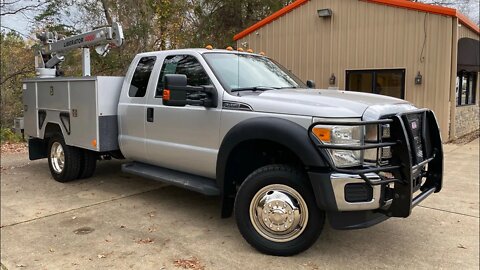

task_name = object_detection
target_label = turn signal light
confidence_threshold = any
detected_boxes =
[163,89,171,101]
[312,127,331,142]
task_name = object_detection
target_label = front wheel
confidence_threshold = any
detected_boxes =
[234,165,325,256]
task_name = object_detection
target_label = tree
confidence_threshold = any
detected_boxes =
[0,32,35,127]
[416,0,479,25]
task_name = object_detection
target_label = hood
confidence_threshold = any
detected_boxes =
[234,89,412,118]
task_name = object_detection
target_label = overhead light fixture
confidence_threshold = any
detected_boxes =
[318,8,333,18]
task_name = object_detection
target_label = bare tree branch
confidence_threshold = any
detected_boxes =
[99,0,112,24]
[0,67,34,85]
[0,2,45,16]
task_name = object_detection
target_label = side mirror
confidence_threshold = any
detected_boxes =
[163,74,217,108]
[306,80,316,89]
[163,74,188,107]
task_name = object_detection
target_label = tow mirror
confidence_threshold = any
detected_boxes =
[163,74,217,108]
[306,80,316,89]
[163,74,188,107]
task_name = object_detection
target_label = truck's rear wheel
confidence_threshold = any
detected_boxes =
[48,135,82,182]
[234,165,325,256]
[78,150,97,179]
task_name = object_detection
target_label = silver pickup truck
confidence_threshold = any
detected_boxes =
[23,49,443,256]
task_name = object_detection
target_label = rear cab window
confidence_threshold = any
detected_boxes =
[129,56,157,98]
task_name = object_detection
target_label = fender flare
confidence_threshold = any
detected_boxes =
[216,117,327,216]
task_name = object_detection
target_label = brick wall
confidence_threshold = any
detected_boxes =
[455,105,480,137]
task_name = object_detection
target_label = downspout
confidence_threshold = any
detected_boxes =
[448,18,459,141]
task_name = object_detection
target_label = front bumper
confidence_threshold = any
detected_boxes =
[308,109,443,229]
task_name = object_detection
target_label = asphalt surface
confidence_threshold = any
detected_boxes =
[1,140,479,269]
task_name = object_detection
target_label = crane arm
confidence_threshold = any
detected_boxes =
[45,22,124,54]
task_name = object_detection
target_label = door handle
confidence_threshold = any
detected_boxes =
[147,108,154,122]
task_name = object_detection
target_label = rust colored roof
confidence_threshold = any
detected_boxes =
[233,0,480,41]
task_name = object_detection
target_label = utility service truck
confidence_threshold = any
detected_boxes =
[22,23,443,256]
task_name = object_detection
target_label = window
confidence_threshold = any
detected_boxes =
[156,55,211,96]
[456,71,477,106]
[129,56,156,98]
[346,69,405,99]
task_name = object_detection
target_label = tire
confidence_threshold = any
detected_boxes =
[47,134,82,182]
[234,165,325,256]
[78,149,97,179]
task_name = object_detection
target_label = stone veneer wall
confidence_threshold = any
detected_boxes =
[455,105,480,137]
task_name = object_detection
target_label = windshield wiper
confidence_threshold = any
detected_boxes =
[273,86,298,89]
[231,86,276,93]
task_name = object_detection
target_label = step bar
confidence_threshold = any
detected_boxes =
[122,162,220,196]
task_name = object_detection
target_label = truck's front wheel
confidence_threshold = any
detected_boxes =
[48,135,82,182]
[234,165,325,256]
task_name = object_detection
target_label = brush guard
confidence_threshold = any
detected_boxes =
[308,109,443,218]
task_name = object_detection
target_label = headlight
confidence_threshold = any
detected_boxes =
[364,124,391,163]
[312,122,364,168]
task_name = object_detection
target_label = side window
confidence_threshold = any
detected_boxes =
[156,55,211,97]
[129,56,156,98]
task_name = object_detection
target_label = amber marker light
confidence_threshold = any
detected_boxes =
[205,45,213,50]
[226,46,233,51]
[237,48,244,52]
[312,127,331,142]
[259,52,266,56]
[91,139,97,148]
[163,89,171,101]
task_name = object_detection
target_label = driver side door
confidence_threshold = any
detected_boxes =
[144,53,222,179]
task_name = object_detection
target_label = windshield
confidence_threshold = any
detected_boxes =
[202,53,306,92]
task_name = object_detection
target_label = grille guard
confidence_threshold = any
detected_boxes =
[308,109,443,218]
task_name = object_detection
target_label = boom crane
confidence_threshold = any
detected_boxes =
[35,22,124,78]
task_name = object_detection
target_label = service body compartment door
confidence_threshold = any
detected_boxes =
[23,82,38,137]
[69,80,97,150]
[37,81,69,111]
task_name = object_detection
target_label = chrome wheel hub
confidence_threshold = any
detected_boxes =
[250,184,308,242]
[50,142,65,174]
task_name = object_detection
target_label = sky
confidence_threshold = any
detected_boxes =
[1,0,40,38]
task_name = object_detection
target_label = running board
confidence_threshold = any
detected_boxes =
[122,162,220,196]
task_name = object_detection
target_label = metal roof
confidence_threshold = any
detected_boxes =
[233,0,480,41]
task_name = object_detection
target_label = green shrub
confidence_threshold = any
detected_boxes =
[0,128,23,143]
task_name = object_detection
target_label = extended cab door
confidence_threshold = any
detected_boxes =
[118,56,158,163]
[144,53,222,178]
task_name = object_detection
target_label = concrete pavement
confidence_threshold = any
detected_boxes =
[1,139,479,269]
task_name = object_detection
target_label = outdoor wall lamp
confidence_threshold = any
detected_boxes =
[318,9,333,18]
[415,71,423,85]
[329,73,336,85]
